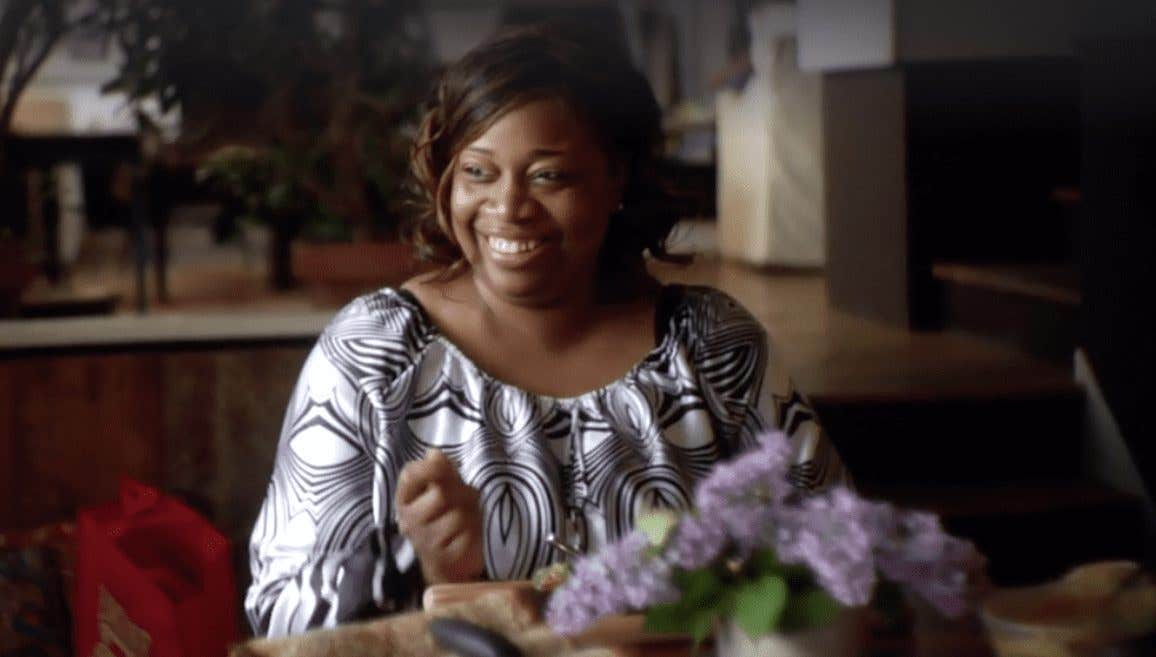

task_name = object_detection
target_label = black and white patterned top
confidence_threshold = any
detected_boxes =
[245,285,845,637]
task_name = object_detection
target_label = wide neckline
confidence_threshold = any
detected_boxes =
[390,285,684,403]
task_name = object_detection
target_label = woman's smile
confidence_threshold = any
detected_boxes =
[482,234,552,264]
[487,236,540,254]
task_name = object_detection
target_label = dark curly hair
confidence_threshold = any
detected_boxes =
[404,20,687,292]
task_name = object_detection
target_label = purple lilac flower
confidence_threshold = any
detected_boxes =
[545,430,987,635]
[694,431,794,513]
[545,530,679,635]
[722,502,779,555]
[667,511,729,570]
[772,488,878,606]
[872,508,986,617]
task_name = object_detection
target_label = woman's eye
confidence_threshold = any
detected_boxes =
[461,164,491,180]
[531,170,567,183]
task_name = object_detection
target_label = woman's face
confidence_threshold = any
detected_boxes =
[449,98,622,307]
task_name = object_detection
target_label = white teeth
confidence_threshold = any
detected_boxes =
[487,236,540,254]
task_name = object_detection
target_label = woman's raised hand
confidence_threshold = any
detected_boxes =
[395,449,486,585]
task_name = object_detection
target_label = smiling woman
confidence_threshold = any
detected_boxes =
[244,20,849,640]
[406,21,680,301]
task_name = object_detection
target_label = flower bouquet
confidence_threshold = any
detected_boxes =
[542,431,987,655]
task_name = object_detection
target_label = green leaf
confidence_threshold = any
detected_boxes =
[780,589,842,632]
[645,572,734,645]
[676,568,725,606]
[267,182,292,211]
[747,549,815,586]
[646,601,719,645]
[714,588,737,619]
[747,548,782,575]
[688,609,716,643]
[644,602,692,635]
[732,574,788,638]
[636,510,678,548]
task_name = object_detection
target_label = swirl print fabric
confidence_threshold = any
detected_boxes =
[245,285,846,637]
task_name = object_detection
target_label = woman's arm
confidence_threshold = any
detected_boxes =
[746,328,851,490]
[688,288,849,490]
[245,342,409,637]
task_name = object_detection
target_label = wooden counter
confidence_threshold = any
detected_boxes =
[0,312,329,353]
[0,312,329,546]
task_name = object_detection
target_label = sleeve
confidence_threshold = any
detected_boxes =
[244,322,418,637]
[689,287,849,491]
[744,327,852,491]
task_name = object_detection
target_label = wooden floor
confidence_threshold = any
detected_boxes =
[45,228,1074,403]
[649,258,1073,404]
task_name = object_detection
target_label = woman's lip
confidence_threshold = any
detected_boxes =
[481,234,552,263]
[480,233,549,241]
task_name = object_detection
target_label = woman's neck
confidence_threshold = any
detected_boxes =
[471,275,602,352]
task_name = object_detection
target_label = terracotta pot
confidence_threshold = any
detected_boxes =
[290,240,433,305]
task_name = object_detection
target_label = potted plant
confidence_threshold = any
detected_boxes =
[94,0,435,296]
[543,431,989,657]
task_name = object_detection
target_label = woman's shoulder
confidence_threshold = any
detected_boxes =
[661,285,772,406]
[663,284,765,337]
[287,286,438,391]
[324,286,432,337]
[314,287,437,380]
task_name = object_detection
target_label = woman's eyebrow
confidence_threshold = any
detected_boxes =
[463,146,569,157]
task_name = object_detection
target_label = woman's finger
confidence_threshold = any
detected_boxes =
[396,463,426,507]
[427,509,473,549]
[396,449,460,505]
[401,482,449,527]
[442,531,474,563]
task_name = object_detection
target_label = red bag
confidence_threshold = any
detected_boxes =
[74,480,239,657]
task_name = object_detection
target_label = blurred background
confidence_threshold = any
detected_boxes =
[2,0,1156,650]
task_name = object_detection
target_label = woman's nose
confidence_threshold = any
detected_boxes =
[484,179,533,222]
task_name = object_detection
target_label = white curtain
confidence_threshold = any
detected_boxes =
[716,2,825,267]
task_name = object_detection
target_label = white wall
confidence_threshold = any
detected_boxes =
[15,36,172,135]
[797,0,1156,72]
[798,0,894,73]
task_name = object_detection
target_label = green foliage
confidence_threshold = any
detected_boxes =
[779,588,841,632]
[644,548,845,646]
[732,574,788,637]
[644,569,728,644]
[637,510,679,548]
[93,0,434,241]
